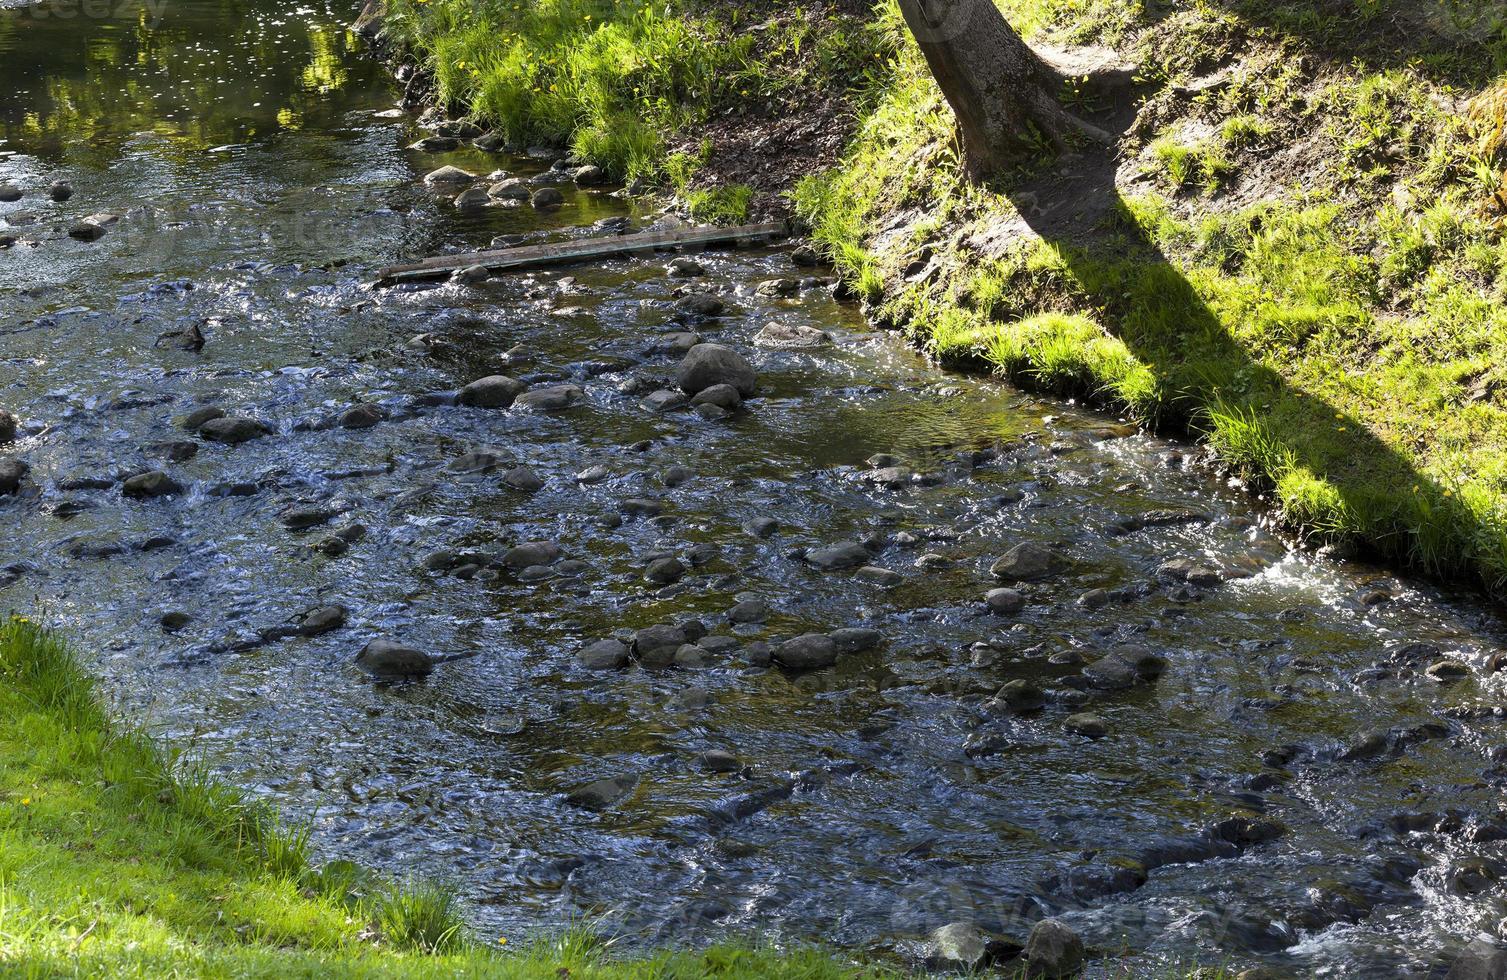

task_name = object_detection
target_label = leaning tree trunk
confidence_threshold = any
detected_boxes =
[897,0,1108,180]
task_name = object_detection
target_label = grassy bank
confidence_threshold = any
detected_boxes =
[375,0,893,218]
[795,0,1507,597]
[0,616,886,977]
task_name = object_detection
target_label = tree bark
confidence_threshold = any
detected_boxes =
[897,0,1109,180]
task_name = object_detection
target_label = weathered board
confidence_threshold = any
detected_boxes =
[375,220,789,285]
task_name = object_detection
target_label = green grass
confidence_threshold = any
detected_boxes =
[0,616,900,978]
[794,1,1507,595]
[378,0,893,212]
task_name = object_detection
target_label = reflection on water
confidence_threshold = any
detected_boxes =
[4,1,1507,978]
[0,0,368,160]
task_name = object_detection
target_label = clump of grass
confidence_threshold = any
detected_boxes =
[1151,136,1237,195]
[686,184,754,223]
[376,878,465,953]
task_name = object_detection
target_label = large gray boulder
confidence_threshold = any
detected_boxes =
[990,541,1057,581]
[122,470,183,499]
[199,416,272,445]
[355,639,434,677]
[458,375,526,408]
[1024,919,1084,977]
[774,633,837,671]
[675,344,756,397]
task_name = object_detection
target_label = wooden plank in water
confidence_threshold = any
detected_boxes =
[375,220,789,285]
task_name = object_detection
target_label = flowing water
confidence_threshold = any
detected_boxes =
[3,1,1507,975]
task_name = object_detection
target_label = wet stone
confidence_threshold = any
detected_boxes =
[503,541,561,569]
[634,624,687,667]
[339,403,387,429]
[754,320,831,350]
[620,498,664,518]
[1426,659,1470,683]
[700,749,740,773]
[424,165,475,186]
[774,633,838,671]
[447,452,503,475]
[641,389,688,413]
[1065,712,1109,738]
[855,565,903,588]
[160,611,192,632]
[676,343,756,397]
[645,557,686,585]
[829,627,881,655]
[199,416,271,444]
[514,384,584,411]
[728,598,769,624]
[122,470,183,499]
[806,542,871,571]
[355,639,434,678]
[991,542,1058,582]
[501,465,545,491]
[577,638,629,670]
[1024,919,1084,978]
[989,679,1046,713]
[1157,557,1225,588]
[178,404,223,428]
[690,384,741,409]
[565,774,637,811]
[744,517,779,538]
[458,375,526,408]
[675,293,725,317]
[985,587,1026,615]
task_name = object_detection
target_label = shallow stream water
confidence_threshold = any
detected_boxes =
[4,1,1507,976]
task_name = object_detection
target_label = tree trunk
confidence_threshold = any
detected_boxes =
[897,0,1108,180]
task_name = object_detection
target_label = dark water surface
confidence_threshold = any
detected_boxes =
[3,1,1507,976]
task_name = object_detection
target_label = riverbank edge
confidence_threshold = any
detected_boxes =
[0,616,901,977]
[793,6,1507,601]
[363,0,1507,602]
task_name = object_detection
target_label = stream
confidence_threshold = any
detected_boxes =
[3,0,1507,975]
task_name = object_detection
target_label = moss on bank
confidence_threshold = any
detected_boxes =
[0,616,890,977]
[795,0,1507,596]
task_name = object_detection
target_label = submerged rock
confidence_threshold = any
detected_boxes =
[355,639,433,677]
[565,774,637,811]
[199,416,271,444]
[122,470,183,499]
[339,403,387,429]
[806,542,871,571]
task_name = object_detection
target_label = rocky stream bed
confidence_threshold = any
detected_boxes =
[4,0,1507,976]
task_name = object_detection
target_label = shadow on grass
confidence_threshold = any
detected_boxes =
[984,100,1504,592]
[1157,0,1507,89]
